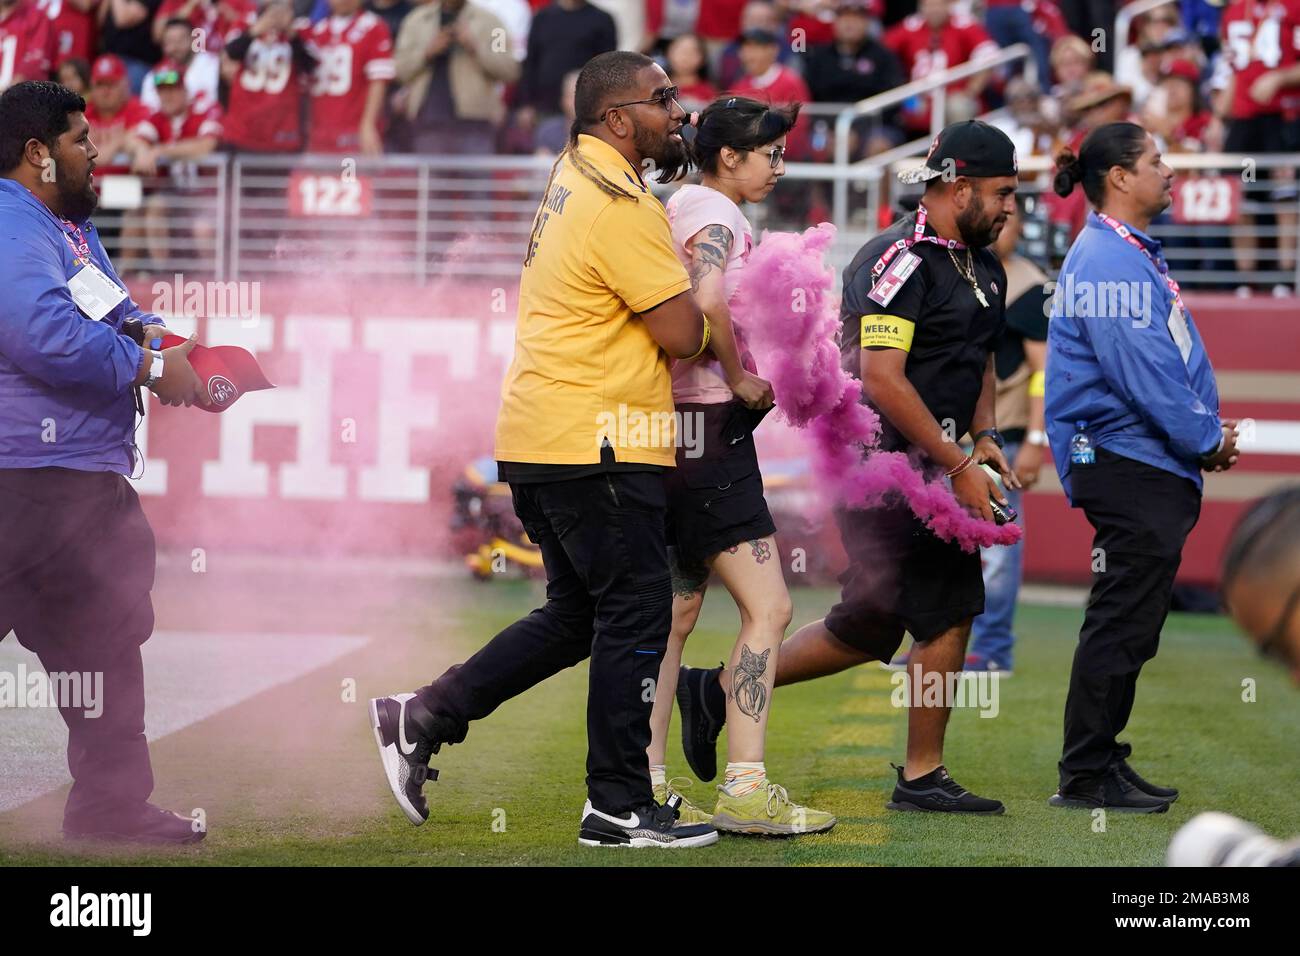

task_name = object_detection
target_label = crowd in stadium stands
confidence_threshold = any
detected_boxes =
[2,0,1297,251]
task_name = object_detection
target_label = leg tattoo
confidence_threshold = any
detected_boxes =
[731,644,770,722]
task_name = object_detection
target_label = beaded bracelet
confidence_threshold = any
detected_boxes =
[945,454,975,478]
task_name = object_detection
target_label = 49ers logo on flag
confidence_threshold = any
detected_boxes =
[159,334,275,413]
[208,375,239,407]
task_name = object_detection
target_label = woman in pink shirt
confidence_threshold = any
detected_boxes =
[649,96,835,836]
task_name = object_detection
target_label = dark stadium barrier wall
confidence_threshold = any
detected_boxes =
[128,279,1298,587]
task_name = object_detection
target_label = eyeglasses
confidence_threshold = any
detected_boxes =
[600,86,681,121]
[751,145,786,169]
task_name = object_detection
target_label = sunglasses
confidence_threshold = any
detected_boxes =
[600,86,681,121]
[751,145,786,169]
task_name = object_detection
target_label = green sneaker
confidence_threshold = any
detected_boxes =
[711,780,836,836]
[653,777,714,825]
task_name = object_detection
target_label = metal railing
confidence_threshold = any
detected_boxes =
[970,153,1300,289]
[90,146,1300,291]
[830,44,1037,228]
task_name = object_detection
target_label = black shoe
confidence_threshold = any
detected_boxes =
[885,764,1005,815]
[1116,759,1179,802]
[578,794,718,848]
[676,664,727,782]
[370,693,444,825]
[63,803,206,845]
[1049,765,1172,813]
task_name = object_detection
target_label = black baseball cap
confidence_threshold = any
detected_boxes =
[898,120,1019,184]
[739,28,781,46]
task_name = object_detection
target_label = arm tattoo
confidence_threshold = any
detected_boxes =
[731,644,770,722]
[688,224,734,292]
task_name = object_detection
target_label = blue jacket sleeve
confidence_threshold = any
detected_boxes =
[1081,254,1222,462]
[0,234,144,396]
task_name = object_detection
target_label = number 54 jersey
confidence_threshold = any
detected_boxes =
[1220,0,1300,120]
[304,10,395,154]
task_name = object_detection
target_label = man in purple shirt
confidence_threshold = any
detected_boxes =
[0,81,209,844]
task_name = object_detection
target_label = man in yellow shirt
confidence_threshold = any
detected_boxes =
[371,51,721,848]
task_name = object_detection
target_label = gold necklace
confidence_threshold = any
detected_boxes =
[947,247,989,308]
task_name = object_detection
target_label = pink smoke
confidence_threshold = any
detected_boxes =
[734,223,1021,552]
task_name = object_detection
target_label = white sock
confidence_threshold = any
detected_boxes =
[649,765,667,789]
[722,761,766,797]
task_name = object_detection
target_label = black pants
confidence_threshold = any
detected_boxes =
[1059,449,1201,790]
[0,467,157,826]
[416,471,671,815]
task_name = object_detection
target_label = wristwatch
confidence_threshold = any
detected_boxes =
[1027,429,1049,447]
[974,428,1004,449]
[143,350,164,390]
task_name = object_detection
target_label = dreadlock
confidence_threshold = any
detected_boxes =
[524,138,639,262]
[562,140,639,201]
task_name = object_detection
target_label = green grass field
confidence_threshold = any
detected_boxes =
[2,574,1297,867]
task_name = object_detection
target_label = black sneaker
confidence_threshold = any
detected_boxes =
[1116,759,1179,802]
[676,664,726,782]
[1049,765,1172,813]
[63,803,206,845]
[370,693,443,825]
[886,763,1005,815]
[578,794,718,848]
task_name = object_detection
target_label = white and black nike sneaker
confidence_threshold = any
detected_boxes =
[370,693,441,826]
[578,794,719,848]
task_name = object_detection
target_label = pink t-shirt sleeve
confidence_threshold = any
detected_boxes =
[668,187,752,286]
[665,186,754,405]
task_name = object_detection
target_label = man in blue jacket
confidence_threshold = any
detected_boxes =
[1046,121,1239,813]
[0,81,211,843]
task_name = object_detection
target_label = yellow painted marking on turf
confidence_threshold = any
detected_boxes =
[825,722,893,748]
[813,788,886,818]
[817,753,867,776]
[821,823,888,848]
[850,669,897,691]
[787,665,906,865]
[835,694,896,717]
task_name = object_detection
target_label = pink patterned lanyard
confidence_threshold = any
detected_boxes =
[871,202,968,279]
[61,218,92,262]
[1095,212,1185,314]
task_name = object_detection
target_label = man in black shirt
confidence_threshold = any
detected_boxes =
[803,0,904,156]
[100,0,165,93]
[367,0,413,44]
[516,0,616,132]
[679,121,1022,814]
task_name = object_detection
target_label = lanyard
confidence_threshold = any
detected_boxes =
[1094,212,1185,314]
[61,218,92,261]
[870,202,967,280]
